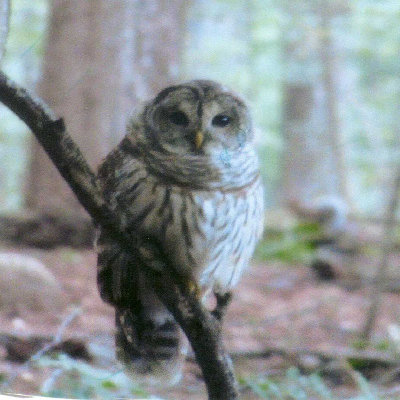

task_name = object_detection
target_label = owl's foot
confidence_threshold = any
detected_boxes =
[212,291,232,322]
[180,277,201,299]
[187,280,202,299]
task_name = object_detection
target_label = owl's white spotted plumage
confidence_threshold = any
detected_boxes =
[96,80,264,383]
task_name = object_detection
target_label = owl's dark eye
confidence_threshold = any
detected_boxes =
[168,111,189,126]
[212,114,231,127]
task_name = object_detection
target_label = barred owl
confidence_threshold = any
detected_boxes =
[96,80,264,383]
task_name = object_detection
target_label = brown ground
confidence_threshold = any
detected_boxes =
[0,246,399,399]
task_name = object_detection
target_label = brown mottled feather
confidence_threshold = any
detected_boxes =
[96,80,264,383]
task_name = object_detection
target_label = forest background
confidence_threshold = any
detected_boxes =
[1,1,400,399]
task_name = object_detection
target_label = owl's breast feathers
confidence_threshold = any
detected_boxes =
[98,134,264,292]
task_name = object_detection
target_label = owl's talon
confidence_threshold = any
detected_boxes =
[186,280,201,299]
[212,291,232,322]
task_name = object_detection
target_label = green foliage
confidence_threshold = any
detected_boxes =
[351,339,369,351]
[240,367,383,400]
[37,354,161,399]
[351,338,391,353]
[374,339,391,352]
[255,221,321,263]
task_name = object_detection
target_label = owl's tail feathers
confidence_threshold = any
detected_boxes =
[115,306,187,386]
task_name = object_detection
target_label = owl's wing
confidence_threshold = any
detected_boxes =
[96,144,185,383]
[97,227,185,383]
[96,229,140,306]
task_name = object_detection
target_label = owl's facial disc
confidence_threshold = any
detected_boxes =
[199,96,251,154]
[147,82,252,155]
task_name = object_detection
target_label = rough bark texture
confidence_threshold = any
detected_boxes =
[0,0,9,64]
[0,71,239,400]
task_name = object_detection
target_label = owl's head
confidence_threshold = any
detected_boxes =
[142,80,253,156]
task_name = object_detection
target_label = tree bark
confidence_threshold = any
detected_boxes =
[0,70,239,400]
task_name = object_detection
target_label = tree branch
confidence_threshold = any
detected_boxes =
[0,71,239,400]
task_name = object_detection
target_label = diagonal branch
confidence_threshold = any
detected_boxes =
[0,71,239,400]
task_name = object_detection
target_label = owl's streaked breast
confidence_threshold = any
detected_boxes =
[115,158,264,293]
[97,80,265,382]
[197,180,264,291]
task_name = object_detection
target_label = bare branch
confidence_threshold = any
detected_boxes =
[0,71,239,400]
[1,308,82,391]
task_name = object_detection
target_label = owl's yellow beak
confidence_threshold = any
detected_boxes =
[195,131,204,150]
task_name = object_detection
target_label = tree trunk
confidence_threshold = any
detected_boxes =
[280,7,345,205]
[0,0,9,64]
[134,0,189,97]
[319,4,352,207]
[25,0,135,214]
[281,3,355,281]
[25,0,188,217]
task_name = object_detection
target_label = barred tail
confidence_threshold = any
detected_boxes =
[114,287,187,385]
[96,232,186,385]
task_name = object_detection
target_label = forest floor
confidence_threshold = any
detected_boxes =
[1,246,400,399]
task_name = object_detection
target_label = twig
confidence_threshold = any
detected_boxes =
[30,307,82,362]
[40,368,63,395]
[0,71,239,400]
[361,169,400,341]
[0,307,81,391]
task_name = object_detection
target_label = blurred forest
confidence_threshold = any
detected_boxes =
[1,0,400,214]
[1,0,400,399]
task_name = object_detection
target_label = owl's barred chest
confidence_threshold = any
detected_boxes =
[120,171,264,292]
